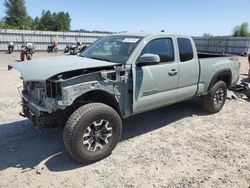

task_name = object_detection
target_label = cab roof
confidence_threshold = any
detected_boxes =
[111,32,189,38]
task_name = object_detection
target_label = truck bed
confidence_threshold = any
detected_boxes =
[198,52,234,59]
[197,54,240,95]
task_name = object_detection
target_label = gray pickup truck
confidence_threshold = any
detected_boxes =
[9,33,240,163]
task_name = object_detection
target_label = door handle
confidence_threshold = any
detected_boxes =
[168,69,178,76]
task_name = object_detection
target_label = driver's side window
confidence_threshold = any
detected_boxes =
[141,38,174,63]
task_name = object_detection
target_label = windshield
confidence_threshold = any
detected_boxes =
[80,35,143,63]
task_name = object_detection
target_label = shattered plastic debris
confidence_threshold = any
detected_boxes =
[227,90,239,100]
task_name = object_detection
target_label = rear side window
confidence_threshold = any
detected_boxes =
[141,38,174,63]
[177,38,194,62]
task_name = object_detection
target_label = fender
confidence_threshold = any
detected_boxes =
[73,89,121,116]
[208,69,232,91]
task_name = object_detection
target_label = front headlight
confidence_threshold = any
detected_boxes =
[24,81,46,104]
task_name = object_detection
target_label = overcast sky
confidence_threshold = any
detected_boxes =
[0,0,250,36]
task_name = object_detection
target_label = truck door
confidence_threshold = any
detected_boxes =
[133,37,179,113]
[176,38,200,100]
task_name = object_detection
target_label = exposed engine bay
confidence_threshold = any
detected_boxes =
[19,65,131,127]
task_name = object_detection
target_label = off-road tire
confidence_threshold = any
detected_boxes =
[202,81,227,113]
[63,103,122,164]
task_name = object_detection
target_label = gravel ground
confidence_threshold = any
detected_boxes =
[0,52,249,188]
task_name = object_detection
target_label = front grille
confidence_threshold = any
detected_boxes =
[23,82,46,104]
[23,81,62,102]
[46,81,62,99]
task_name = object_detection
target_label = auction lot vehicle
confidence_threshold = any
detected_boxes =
[8,42,15,54]
[69,42,87,55]
[9,33,240,163]
[20,43,35,61]
[47,42,58,53]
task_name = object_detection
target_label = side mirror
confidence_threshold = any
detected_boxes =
[137,53,160,66]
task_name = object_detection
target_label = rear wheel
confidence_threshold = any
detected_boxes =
[202,81,227,113]
[63,103,122,164]
[20,52,26,61]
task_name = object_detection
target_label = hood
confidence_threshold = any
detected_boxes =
[8,56,121,81]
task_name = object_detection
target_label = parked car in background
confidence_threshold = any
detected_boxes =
[9,33,240,163]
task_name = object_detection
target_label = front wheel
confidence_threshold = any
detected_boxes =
[202,81,227,113]
[27,53,32,60]
[63,103,122,164]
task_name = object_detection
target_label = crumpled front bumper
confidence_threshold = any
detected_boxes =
[21,91,49,120]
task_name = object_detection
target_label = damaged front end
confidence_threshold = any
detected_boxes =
[13,64,131,127]
[20,80,64,127]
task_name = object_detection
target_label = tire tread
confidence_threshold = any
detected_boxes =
[63,103,122,163]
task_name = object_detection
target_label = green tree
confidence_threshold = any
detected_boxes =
[33,10,71,31]
[0,21,6,29]
[37,10,54,30]
[1,0,71,31]
[53,12,71,31]
[0,22,4,29]
[3,0,32,29]
[233,22,250,37]
[31,17,40,30]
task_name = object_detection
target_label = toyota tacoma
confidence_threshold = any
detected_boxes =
[9,33,240,163]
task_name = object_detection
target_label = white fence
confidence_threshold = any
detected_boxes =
[193,36,250,55]
[1,30,250,55]
[0,29,107,51]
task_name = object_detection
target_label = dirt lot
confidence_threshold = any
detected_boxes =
[0,52,249,188]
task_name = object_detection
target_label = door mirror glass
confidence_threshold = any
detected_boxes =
[137,53,160,66]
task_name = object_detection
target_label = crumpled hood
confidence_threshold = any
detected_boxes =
[8,56,121,81]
